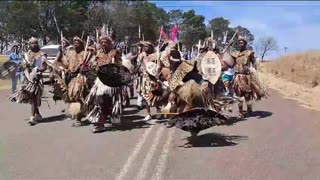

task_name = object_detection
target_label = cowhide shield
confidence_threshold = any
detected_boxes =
[145,61,157,77]
[97,63,132,87]
[200,51,222,85]
[0,61,18,80]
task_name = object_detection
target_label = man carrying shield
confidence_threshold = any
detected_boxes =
[8,44,24,94]
[138,41,163,121]
[86,35,123,133]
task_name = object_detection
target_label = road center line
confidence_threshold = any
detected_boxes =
[135,126,165,180]
[115,125,155,180]
[152,128,175,180]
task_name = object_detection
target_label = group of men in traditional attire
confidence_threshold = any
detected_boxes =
[8,30,266,147]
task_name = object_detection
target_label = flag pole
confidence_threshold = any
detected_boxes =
[177,24,180,52]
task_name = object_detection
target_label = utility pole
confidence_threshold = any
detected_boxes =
[284,46,288,54]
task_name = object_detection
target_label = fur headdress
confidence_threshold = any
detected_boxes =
[73,36,84,44]
[99,35,112,43]
[138,41,154,48]
[137,41,155,53]
[28,37,38,44]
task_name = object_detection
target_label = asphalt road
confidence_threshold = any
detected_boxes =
[1,89,320,180]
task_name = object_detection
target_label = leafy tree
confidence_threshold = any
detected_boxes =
[132,2,169,44]
[0,1,256,53]
[168,9,183,29]
[207,17,230,41]
[180,10,206,50]
[5,1,39,41]
[0,1,10,53]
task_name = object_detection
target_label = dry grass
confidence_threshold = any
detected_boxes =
[260,72,320,111]
[0,55,11,90]
[261,51,320,88]
[259,51,320,111]
[0,55,7,65]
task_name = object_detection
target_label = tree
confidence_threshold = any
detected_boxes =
[0,1,257,52]
[207,17,230,41]
[255,36,278,61]
[5,1,39,41]
[168,9,183,30]
[0,1,10,53]
[132,2,169,43]
[180,10,206,51]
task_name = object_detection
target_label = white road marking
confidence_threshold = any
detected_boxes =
[135,126,165,180]
[152,128,175,180]
[115,125,155,180]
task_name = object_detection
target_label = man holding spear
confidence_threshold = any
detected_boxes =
[55,36,94,127]
[9,37,48,126]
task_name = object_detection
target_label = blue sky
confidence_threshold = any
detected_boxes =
[151,1,320,60]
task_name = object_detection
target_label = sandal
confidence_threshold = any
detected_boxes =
[183,143,193,148]
[28,116,38,126]
[72,121,82,127]
[92,126,107,133]
[238,113,244,119]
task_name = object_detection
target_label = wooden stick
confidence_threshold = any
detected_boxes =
[83,36,90,60]
[81,31,85,40]
[139,112,179,115]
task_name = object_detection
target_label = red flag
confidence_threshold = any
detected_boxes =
[171,24,179,42]
[160,26,168,40]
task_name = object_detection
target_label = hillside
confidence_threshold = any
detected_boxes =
[261,51,320,88]
[260,51,320,111]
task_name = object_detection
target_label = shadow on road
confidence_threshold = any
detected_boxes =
[105,115,153,132]
[249,110,273,119]
[180,132,248,148]
[226,110,273,124]
[40,114,67,123]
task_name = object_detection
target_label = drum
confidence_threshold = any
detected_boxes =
[0,61,18,80]
[97,63,132,87]
[200,51,222,85]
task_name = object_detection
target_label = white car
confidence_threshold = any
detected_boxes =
[41,45,60,77]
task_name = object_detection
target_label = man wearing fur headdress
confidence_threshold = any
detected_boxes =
[9,37,48,125]
[231,37,265,117]
[58,36,95,127]
[50,38,76,114]
[85,35,122,133]
[51,38,71,83]
[54,38,72,64]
